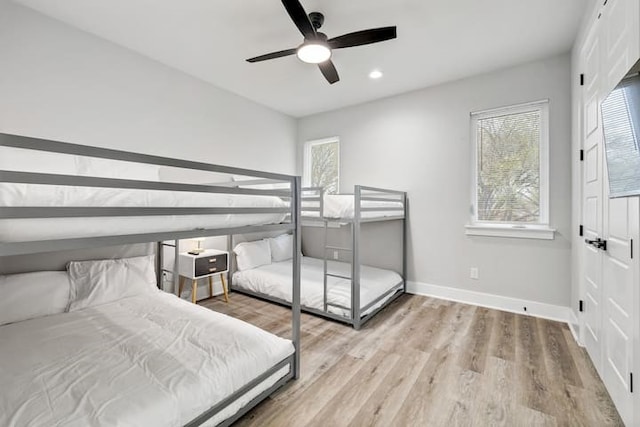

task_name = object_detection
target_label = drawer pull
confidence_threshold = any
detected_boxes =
[208,258,217,263]
[209,267,217,272]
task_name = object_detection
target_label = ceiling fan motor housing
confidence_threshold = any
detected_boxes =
[309,12,324,30]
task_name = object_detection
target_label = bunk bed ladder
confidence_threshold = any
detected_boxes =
[322,221,355,315]
[322,185,363,330]
[352,185,362,330]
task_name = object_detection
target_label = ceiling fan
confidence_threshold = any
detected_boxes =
[246,0,397,84]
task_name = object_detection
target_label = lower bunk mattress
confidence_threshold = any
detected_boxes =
[0,291,294,426]
[232,256,403,319]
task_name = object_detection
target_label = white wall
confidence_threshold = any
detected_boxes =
[0,1,296,172]
[298,54,572,307]
[0,1,296,283]
[0,1,573,308]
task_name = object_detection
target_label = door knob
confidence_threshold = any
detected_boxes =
[585,238,607,251]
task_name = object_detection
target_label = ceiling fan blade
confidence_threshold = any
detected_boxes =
[328,26,397,49]
[281,0,316,38]
[246,48,297,63]
[318,60,339,84]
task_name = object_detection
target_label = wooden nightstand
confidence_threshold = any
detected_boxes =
[178,249,229,303]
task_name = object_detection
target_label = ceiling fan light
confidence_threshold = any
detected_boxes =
[297,43,331,64]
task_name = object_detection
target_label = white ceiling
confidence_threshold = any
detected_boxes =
[14,0,588,117]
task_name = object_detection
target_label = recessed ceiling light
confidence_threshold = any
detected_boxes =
[369,70,383,79]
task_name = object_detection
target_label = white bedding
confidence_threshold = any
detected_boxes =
[0,183,288,242]
[0,291,294,427]
[302,194,404,219]
[233,256,403,318]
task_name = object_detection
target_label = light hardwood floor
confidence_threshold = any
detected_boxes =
[202,293,623,427]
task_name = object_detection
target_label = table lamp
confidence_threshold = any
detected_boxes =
[188,237,206,255]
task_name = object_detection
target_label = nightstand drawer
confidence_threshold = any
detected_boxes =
[194,253,228,277]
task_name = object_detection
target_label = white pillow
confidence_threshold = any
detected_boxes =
[233,240,271,271]
[0,271,71,326]
[75,157,160,181]
[67,255,157,312]
[268,234,293,262]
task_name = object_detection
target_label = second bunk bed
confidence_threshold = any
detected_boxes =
[229,185,407,330]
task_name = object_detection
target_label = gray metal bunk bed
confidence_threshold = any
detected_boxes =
[0,132,301,427]
[230,185,406,330]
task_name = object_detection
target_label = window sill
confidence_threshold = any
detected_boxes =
[465,224,556,240]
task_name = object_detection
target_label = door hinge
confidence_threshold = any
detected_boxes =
[579,300,584,312]
[631,239,634,259]
[580,149,584,161]
[579,225,584,237]
[580,73,585,86]
[631,372,633,393]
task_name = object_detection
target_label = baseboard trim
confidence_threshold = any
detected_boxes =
[406,281,572,324]
[567,310,583,346]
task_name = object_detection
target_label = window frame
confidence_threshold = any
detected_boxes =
[302,136,340,193]
[467,100,553,239]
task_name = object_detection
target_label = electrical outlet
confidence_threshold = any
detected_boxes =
[333,251,339,260]
[470,267,479,280]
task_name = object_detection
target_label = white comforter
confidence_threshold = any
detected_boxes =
[0,183,288,242]
[0,291,293,427]
[233,256,402,317]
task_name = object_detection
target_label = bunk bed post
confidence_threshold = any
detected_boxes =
[173,239,179,295]
[319,186,324,220]
[156,241,163,289]
[292,176,302,379]
[402,193,407,293]
[352,185,362,330]
[227,234,234,290]
[323,219,328,312]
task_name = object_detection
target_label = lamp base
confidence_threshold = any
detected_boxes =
[188,248,205,255]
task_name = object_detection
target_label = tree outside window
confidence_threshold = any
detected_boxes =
[304,138,339,194]
[472,101,549,225]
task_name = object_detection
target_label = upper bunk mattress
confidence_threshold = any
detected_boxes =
[303,194,404,219]
[0,290,294,427]
[232,256,403,318]
[0,183,288,242]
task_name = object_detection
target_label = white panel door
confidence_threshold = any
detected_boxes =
[602,0,640,92]
[581,22,604,369]
[579,2,639,424]
[598,2,638,423]
[601,160,635,426]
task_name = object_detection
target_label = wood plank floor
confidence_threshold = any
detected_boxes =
[202,293,623,427]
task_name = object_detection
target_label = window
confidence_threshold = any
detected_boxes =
[303,137,339,194]
[468,100,552,239]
